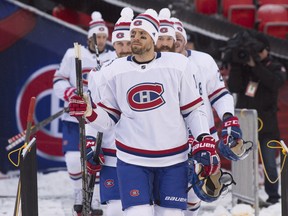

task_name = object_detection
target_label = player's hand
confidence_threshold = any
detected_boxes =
[64,87,77,102]
[68,93,97,121]
[218,115,249,161]
[86,136,105,175]
[221,116,242,145]
[189,136,220,178]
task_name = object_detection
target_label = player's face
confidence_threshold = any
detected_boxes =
[130,28,154,55]
[113,40,132,58]
[175,32,186,53]
[87,33,108,53]
[155,35,175,52]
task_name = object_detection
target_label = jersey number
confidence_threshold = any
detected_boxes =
[193,74,203,96]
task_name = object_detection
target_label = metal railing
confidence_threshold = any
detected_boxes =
[232,109,259,216]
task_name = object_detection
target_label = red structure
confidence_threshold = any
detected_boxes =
[228,5,256,28]
[194,0,218,15]
[257,4,288,31]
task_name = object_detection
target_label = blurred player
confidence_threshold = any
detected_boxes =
[53,11,116,215]
[85,7,133,216]
[170,16,244,216]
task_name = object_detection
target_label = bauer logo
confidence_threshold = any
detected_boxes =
[16,65,65,163]
[127,82,165,111]
[164,196,187,202]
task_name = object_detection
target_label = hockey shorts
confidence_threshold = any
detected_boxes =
[62,121,80,152]
[100,166,120,204]
[116,159,188,210]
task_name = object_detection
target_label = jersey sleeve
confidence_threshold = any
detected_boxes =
[88,69,101,103]
[98,68,121,124]
[205,55,235,119]
[53,48,74,101]
[180,60,211,138]
[88,66,121,132]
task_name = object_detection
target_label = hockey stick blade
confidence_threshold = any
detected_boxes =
[7,107,69,150]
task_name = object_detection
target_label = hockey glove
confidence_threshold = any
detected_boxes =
[68,93,97,122]
[86,136,105,175]
[63,87,77,102]
[189,136,221,178]
[219,116,252,161]
[221,116,242,143]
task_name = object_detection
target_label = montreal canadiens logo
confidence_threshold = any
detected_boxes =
[130,189,140,197]
[177,26,183,32]
[127,82,165,111]
[16,65,93,163]
[16,65,65,163]
[116,32,124,39]
[133,20,142,26]
[82,68,91,86]
[160,27,168,33]
[104,179,115,188]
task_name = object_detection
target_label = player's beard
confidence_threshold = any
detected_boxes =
[155,44,176,52]
[132,44,152,55]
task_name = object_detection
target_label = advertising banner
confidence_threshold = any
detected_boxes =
[0,0,88,172]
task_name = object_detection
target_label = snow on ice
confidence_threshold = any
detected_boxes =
[0,170,282,216]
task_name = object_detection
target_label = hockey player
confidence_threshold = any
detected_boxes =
[68,9,221,216]
[52,11,116,215]
[85,7,134,216]
[155,8,176,52]
[156,7,244,214]
[169,16,245,216]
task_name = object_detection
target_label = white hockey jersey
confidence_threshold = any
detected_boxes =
[186,50,234,141]
[53,46,116,123]
[88,52,211,167]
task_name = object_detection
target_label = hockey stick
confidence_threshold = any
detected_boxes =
[92,33,104,168]
[86,33,104,215]
[6,107,69,151]
[87,132,103,215]
[74,42,90,216]
[13,97,36,216]
[93,33,101,67]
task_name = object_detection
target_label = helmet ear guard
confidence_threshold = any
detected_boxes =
[218,136,253,161]
[188,160,236,202]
